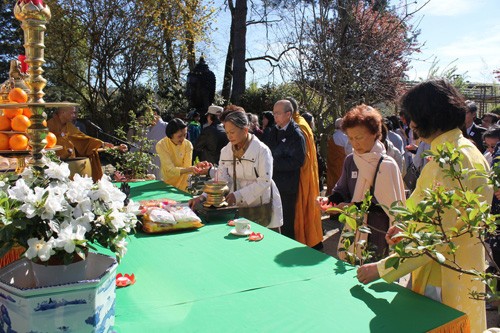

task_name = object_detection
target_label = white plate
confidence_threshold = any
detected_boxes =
[230,228,252,236]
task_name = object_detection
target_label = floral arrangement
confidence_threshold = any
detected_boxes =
[0,159,139,264]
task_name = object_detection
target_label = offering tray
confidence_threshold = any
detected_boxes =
[195,204,237,224]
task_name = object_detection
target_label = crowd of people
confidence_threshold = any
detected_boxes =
[46,78,500,331]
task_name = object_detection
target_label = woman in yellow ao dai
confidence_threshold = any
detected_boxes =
[156,118,198,191]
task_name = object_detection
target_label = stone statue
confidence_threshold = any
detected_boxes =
[185,57,216,118]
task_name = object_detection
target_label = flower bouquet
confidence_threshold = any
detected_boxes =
[0,158,139,265]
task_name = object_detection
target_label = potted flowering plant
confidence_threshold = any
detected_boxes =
[0,158,139,265]
[0,158,139,332]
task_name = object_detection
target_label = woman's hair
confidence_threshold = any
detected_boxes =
[220,105,245,122]
[483,125,500,140]
[341,104,383,138]
[261,111,275,127]
[165,118,187,138]
[222,108,249,129]
[400,79,467,139]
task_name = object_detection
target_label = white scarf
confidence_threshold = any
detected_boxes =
[352,140,386,203]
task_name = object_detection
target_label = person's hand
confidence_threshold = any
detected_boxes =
[385,225,403,245]
[326,202,349,214]
[495,189,500,201]
[194,161,213,175]
[317,196,333,211]
[357,263,380,284]
[188,196,203,209]
[225,193,236,206]
[117,143,128,152]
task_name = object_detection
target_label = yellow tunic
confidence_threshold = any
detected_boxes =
[156,137,193,191]
[47,114,103,182]
[292,114,323,247]
[377,128,492,333]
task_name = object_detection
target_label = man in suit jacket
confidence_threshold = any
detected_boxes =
[262,100,306,239]
[465,100,486,153]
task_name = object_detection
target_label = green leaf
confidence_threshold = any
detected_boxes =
[345,216,357,230]
[385,257,400,270]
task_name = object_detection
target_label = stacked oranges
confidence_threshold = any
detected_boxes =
[0,88,57,151]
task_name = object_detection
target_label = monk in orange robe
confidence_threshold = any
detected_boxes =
[289,99,323,248]
[47,106,126,182]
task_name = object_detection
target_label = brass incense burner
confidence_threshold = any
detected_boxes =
[203,180,229,208]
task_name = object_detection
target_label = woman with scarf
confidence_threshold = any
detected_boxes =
[189,106,283,230]
[320,104,406,259]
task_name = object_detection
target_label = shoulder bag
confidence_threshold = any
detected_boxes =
[233,154,273,227]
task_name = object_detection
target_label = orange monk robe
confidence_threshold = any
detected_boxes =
[326,137,346,194]
[292,114,323,247]
[47,114,104,182]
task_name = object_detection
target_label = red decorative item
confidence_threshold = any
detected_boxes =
[116,273,136,287]
[19,0,44,5]
[248,232,264,241]
[227,220,235,226]
[17,55,28,74]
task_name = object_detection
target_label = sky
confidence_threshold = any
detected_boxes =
[406,0,500,83]
[204,0,500,90]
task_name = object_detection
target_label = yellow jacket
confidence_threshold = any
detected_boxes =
[377,128,492,333]
[156,137,193,191]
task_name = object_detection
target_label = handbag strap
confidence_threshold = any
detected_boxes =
[369,156,384,197]
[232,154,273,202]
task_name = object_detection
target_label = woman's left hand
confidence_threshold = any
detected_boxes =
[357,263,380,284]
[226,193,236,206]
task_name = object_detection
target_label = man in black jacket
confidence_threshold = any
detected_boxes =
[194,105,228,165]
[263,100,306,239]
[465,100,486,153]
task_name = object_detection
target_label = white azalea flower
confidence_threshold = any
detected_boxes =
[54,224,87,253]
[72,198,92,219]
[7,178,32,201]
[45,161,71,180]
[42,192,65,220]
[25,238,55,261]
[108,210,126,231]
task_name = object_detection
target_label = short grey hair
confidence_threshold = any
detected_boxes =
[224,111,249,129]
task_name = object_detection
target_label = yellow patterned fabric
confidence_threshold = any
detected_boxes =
[292,114,323,247]
[377,128,492,333]
[156,137,193,191]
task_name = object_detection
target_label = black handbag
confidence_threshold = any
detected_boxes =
[403,163,420,192]
[233,155,273,227]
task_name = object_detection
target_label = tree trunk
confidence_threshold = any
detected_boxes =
[230,0,247,105]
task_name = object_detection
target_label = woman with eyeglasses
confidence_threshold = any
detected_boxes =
[188,106,283,230]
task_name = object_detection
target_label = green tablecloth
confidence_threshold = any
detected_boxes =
[112,181,467,332]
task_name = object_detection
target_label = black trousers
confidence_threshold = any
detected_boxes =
[280,192,298,239]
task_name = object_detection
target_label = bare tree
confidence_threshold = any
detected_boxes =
[274,0,426,136]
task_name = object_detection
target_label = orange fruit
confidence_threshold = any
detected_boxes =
[9,134,29,150]
[8,88,28,103]
[3,106,23,119]
[42,119,47,127]
[0,133,9,150]
[0,115,11,131]
[11,114,31,132]
[23,108,33,118]
[45,132,57,148]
